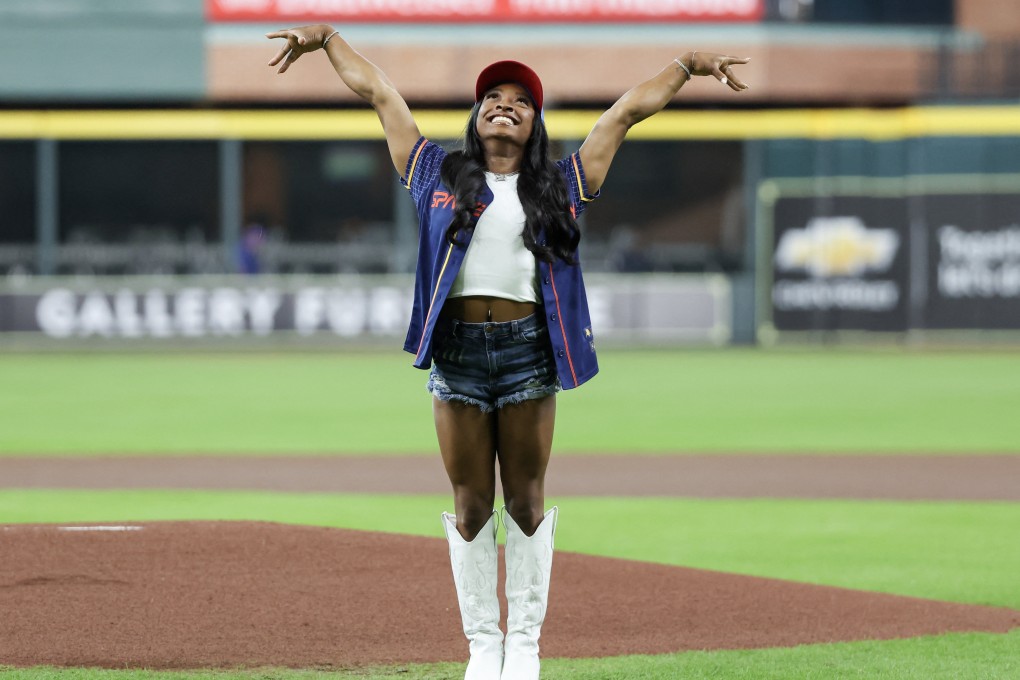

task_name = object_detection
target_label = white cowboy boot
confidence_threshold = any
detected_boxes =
[500,506,558,680]
[442,511,504,680]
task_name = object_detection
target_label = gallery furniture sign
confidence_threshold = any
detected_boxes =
[0,274,731,345]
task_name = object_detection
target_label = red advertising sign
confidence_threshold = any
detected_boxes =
[207,0,764,23]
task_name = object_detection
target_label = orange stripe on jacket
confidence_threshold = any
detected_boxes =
[571,154,593,203]
[405,141,427,188]
[547,262,577,386]
[416,242,455,358]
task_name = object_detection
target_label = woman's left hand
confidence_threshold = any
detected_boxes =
[266,24,335,74]
[683,52,751,91]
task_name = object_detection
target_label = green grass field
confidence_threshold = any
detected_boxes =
[0,348,1017,678]
[1,349,1019,454]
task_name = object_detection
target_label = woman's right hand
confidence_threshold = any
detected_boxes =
[682,51,750,91]
[266,25,336,74]
[265,23,421,174]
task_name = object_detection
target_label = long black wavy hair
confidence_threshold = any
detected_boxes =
[439,102,581,264]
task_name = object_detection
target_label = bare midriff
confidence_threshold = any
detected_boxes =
[441,296,538,323]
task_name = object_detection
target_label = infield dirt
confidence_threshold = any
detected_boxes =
[1,521,1017,669]
[1,454,1018,669]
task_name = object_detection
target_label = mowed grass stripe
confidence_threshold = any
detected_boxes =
[2,490,1018,609]
[1,349,1019,455]
[2,630,1018,679]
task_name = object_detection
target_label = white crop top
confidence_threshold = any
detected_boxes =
[448,172,539,303]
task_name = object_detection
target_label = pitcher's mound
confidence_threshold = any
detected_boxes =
[1,521,1016,669]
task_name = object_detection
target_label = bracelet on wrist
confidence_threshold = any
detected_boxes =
[673,56,692,80]
[322,30,340,48]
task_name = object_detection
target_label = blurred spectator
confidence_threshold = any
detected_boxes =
[238,221,266,275]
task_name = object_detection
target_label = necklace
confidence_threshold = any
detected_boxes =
[489,170,519,182]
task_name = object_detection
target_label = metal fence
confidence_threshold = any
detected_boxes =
[925,38,1020,101]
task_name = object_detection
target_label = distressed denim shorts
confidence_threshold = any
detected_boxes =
[427,312,561,413]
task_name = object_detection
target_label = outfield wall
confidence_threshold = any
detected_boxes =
[0,274,731,347]
[5,106,1020,346]
[753,128,1020,341]
[756,175,1020,340]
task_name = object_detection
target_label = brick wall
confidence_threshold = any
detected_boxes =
[957,0,1020,38]
[214,41,934,106]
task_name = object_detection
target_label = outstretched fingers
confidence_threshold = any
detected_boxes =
[276,49,301,74]
[267,44,291,67]
[266,32,306,73]
[727,74,749,91]
[713,57,750,91]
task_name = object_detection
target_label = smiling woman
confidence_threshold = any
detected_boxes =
[264,25,749,680]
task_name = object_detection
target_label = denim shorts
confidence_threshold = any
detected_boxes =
[427,312,561,413]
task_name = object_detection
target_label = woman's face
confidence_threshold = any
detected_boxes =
[475,83,536,147]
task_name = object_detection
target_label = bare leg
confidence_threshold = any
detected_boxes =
[498,394,557,680]
[434,397,498,541]
[496,395,556,536]
[435,398,504,678]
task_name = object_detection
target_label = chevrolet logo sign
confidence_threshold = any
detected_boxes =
[775,217,900,277]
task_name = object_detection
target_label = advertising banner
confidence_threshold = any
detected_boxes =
[0,274,730,344]
[762,184,1020,334]
[769,195,911,332]
[925,193,1020,329]
[206,0,764,23]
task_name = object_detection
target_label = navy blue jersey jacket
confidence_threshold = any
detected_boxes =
[400,136,599,390]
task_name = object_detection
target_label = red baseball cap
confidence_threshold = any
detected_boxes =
[475,60,544,112]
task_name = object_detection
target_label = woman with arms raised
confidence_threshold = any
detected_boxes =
[266,27,748,680]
